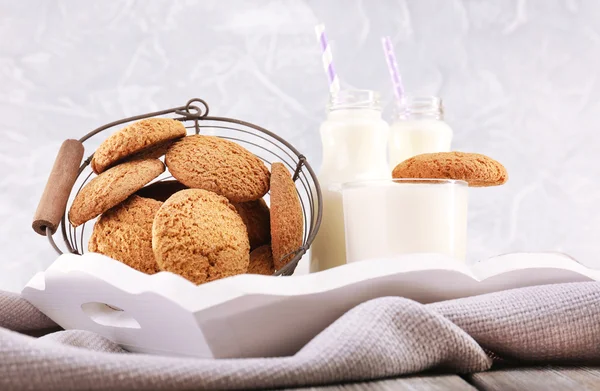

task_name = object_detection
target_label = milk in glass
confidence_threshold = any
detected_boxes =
[388,96,453,168]
[342,179,468,263]
[309,90,390,273]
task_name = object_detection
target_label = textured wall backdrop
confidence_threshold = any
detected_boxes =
[1,0,599,292]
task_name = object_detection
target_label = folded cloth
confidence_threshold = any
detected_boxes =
[1,282,600,391]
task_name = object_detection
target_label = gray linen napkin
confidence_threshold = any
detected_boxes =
[1,282,600,390]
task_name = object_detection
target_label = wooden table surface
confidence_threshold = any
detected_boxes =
[289,366,600,391]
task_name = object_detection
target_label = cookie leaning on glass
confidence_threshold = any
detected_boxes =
[392,151,508,187]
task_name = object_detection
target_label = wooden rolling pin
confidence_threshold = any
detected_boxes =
[32,139,85,236]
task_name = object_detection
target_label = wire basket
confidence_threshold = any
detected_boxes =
[32,98,322,277]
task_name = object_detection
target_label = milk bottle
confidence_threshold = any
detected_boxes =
[309,90,390,273]
[388,96,453,168]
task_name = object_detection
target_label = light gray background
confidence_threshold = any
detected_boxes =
[1,0,599,292]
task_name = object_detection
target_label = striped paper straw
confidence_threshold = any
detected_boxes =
[315,24,340,96]
[381,36,405,105]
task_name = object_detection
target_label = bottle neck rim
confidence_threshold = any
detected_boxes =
[328,89,381,112]
[327,108,382,119]
[395,96,444,120]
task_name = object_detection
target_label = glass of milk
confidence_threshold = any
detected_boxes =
[309,90,390,273]
[341,179,468,263]
[388,96,453,169]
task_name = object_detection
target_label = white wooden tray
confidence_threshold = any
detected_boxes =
[21,252,599,359]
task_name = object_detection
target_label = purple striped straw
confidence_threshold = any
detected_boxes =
[315,24,340,96]
[381,36,405,106]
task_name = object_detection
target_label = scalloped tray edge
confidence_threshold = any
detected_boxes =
[21,252,599,359]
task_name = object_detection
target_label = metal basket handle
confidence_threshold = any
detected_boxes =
[32,139,84,236]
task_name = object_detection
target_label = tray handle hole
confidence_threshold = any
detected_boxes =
[81,302,141,329]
